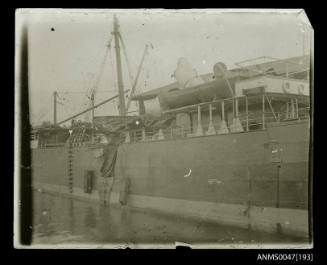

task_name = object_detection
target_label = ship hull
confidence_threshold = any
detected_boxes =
[32,120,310,238]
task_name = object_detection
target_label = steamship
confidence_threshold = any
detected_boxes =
[31,16,311,238]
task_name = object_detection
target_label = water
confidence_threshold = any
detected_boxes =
[31,191,307,248]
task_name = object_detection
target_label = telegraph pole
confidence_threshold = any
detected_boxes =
[91,91,95,124]
[91,91,95,143]
[112,15,126,116]
[53,91,57,126]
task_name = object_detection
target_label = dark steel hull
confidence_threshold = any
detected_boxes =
[31,120,310,237]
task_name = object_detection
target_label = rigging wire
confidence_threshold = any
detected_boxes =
[57,36,116,123]
[92,36,113,94]
[126,44,149,111]
[79,35,111,91]
[56,89,120,94]
[79,37,112,120]
[36,35,114,126]
[46,28,154,121]
[56,93,83,119]
[87,36,113,120]
[118,32,134,88]
[35,107,52,125]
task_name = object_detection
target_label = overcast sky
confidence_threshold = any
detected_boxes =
[16,9,313,126]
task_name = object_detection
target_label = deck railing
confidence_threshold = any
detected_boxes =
[36,94,310,146]
[126,94,310,144]
[37,140,110,149]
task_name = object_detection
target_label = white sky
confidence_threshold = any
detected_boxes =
[15,9,313,126]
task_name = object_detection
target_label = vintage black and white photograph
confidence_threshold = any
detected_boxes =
[14,8,313,249]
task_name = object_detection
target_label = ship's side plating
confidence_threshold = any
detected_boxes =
[111,120,309,237]
[32,119,310,238]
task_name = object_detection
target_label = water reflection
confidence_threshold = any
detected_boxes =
[68,199,75,235]
[84,206,96,229]
[32,191,307,246]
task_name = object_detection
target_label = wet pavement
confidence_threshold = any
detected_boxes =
[31,191,308,247]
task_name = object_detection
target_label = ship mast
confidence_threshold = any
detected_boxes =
[112,15,126,116]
